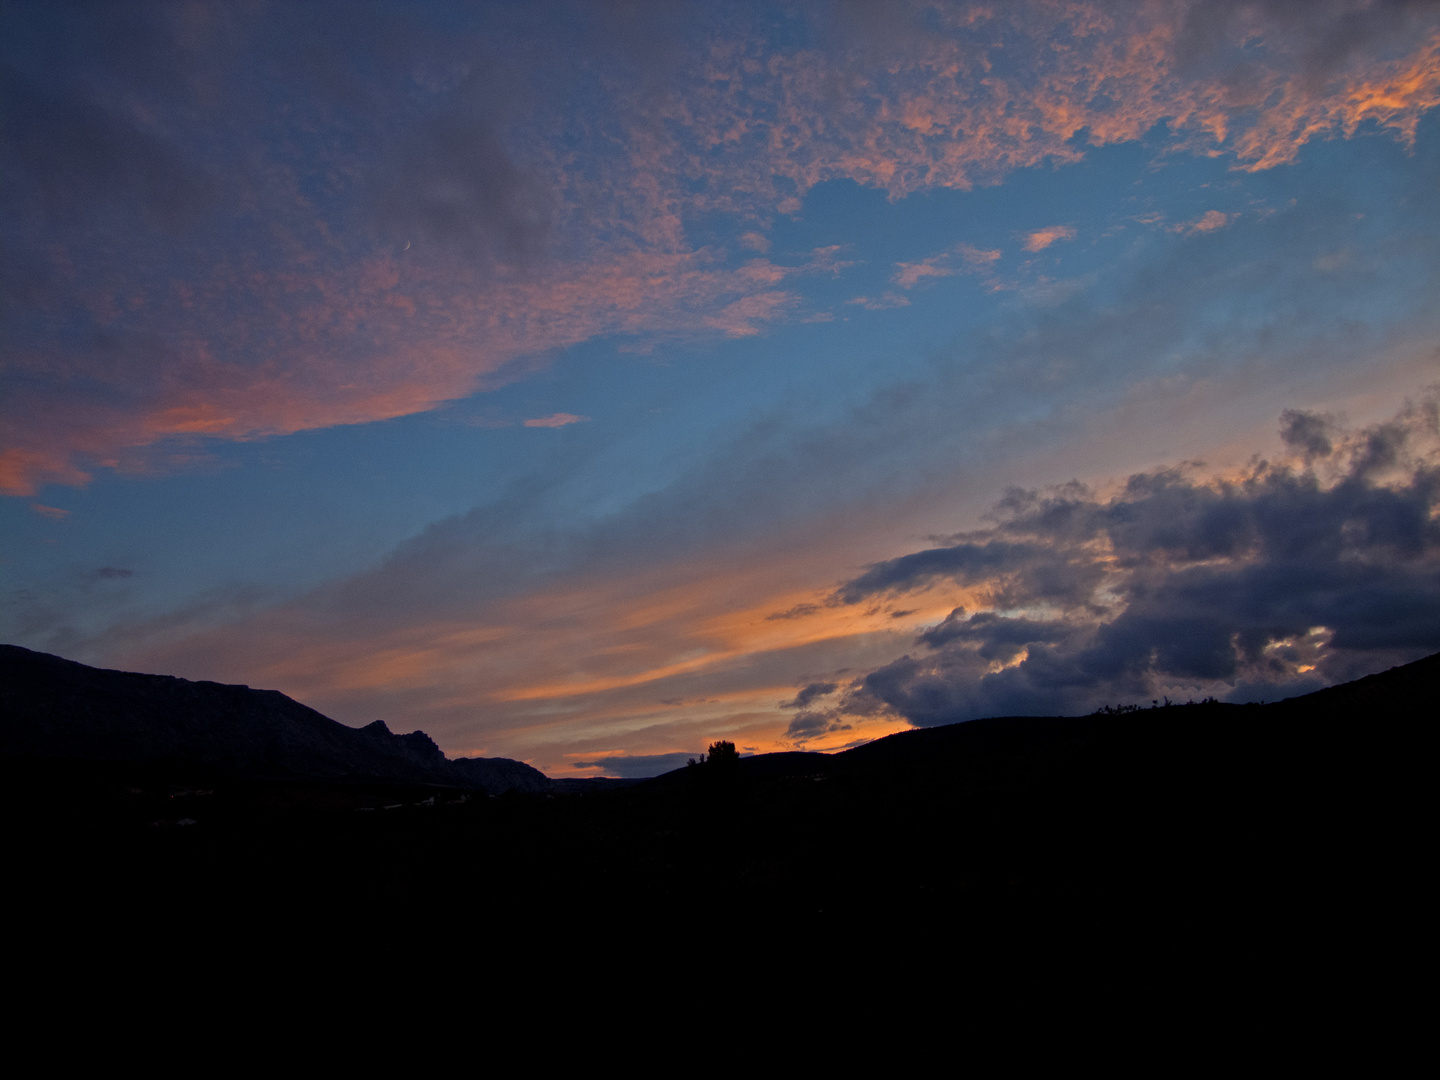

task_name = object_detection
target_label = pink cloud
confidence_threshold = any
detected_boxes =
[893,261,957,289]
[1,449,90,498]
[1174,210,1236,235]
[846,292,911,311]
[524,413,589,428]
[703,291,798,336]
[893,242,1002,288]
[30,503,70,520]
[1023,226,1077,253]
[658,7,1440,205]
[0,249,815,493]
[801,246,859,277]
[957,244,1002,267]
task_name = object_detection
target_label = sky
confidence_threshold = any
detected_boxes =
[3,0,1438,778]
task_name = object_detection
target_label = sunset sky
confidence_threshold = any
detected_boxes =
[4,0,1438,776]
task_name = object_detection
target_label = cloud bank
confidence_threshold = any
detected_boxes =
[820,397,1440,730]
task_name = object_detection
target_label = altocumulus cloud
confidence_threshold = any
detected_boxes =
[10,1,1439,496]
[826,396,1440,727]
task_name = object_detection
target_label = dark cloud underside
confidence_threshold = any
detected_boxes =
[837,399,1440,726]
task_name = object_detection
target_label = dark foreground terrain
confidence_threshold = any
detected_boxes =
[5,645,1432,986]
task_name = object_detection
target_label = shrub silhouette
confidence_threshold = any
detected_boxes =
[688,740,739,770]
[707,740,739,767]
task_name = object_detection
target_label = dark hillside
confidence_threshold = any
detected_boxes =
[0,643,546,792]
[6,645,1431,981]
[1268,650,1439,715]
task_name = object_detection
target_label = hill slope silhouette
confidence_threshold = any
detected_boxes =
[5,643,1431,986]
[0,643,547,793]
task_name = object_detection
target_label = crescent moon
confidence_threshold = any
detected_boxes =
[403,240,411,251]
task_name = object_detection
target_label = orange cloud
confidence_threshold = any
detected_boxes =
[893,260,956,288]
[1,449,90,498]
[893,242,1002,287]
[703,290,798,336]
[1174,210,1235,235]
[660,7,1440,206]
[1227,33,1440,170]
[958,243,1002,267]
[1,249,814,493]
[1023,226,1077,252]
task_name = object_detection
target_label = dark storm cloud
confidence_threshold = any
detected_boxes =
[783,708,851,742]
[571,751,699,778]
[1280,408,1337,460]
[780,681,838,709]
[917,610,1071,657]
[834,542,1039,604]
[846,399,1440,726]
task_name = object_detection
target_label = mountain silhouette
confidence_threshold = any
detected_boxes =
[0,643,547,793]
